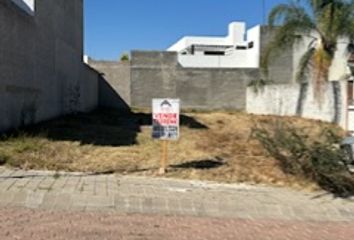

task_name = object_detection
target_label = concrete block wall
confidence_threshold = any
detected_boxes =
[81,27,296,113]
[90,47,293,111]
[79,65,99,112]
[126,27,294,110]
[259,26,295,84]
[87,60,131,110]
[130,51,178,108]
[0,0,99,132]
[130,51,260,110]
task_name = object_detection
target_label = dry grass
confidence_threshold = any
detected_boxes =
[0,109,345,190]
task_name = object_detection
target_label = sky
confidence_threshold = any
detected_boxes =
[84,0,287,60]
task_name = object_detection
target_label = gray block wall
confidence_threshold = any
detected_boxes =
[92,47,292,111]
[0,0,99,132]
[127,28,294,110]
[87,27,295,112]
[130,51,259,110]
[260,26,295,84]
[88,60,130,110]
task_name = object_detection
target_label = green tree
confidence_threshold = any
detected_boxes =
[263,0,354,119]
[120,53,130,62]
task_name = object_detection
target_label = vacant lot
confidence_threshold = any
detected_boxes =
[0,109,344,190]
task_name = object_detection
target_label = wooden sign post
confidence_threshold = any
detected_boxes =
[159,140,168,175]
[152,99,180,175]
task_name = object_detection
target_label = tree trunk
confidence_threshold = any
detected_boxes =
[296,83,309,116]
[332,81,341,124]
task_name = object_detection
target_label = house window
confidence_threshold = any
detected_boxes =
[236,46,247,50]
[11,0,35,15]
[248,41,254,49]
[204,51,225,56]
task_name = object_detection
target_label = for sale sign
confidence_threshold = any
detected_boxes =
[152,99,180,140]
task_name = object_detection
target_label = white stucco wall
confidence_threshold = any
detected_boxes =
[246,33,352,130]
[291,35,351,83]
[227,22,246,45]
[247,84,300,117]
[245,25,261,68]
[246,82,347,128]
[329,41,351,80]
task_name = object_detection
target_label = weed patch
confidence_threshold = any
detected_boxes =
[251,120,354,196]
[0,110,345,192]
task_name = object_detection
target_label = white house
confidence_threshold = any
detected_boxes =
[168,22,261,68]
[11,0,35,15]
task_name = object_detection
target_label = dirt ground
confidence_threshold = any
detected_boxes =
[0,109,344,190]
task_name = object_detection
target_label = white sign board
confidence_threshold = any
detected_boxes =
[152,99,180,140]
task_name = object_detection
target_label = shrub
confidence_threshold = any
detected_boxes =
[251,120,354,197]
[120,53,130,62]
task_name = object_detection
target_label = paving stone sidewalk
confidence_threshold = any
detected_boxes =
[0,167,354,221]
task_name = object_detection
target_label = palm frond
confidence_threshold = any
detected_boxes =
[317,1,347,40]
[312,46,334,100]
[263,1,317,80]
[265,0,354,106]
[331,1,354,41]
[261,20,315,79]
[268,2,315,30]
[296,47,316,83]
[268,4,295,26]
[313,46,333,80]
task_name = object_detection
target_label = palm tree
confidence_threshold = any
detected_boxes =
[263,0,354,120]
